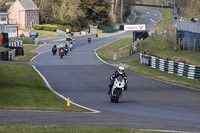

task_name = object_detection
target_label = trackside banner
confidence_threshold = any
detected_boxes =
[124,25,146,31]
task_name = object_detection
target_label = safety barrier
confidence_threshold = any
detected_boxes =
[128,13,137,24]
[140,51,200,80]
[0,49,16,61]
[135,3,173,8]
[0,52,2,61]
[8,49,16,61]
[8,40,23,47]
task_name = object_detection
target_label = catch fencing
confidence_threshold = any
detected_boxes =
[140,50,200,80]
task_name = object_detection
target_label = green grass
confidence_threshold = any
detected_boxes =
[0,47,10,52]
[137,35,200,66]
[17,38,34,44]
[0,63,88,112]
[96,36,133,60]
[19,28,58,37]
[0,125,174,133]
[16,45,39,62]
[10,38,35,44]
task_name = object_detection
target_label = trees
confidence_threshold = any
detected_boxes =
[33,0,53,24]
[80,0,110,26]
[176,0,200,18]
[2,0,136,29]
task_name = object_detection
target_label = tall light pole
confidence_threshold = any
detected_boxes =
[174,0,177,51]
[162,0,165,50]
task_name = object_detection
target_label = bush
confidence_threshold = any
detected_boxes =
[50,18,71,26]
[43,25,57,32]
[17,38,34,44]
[72,26,81,32]
[57,25,72,32]
[34,25,43,30]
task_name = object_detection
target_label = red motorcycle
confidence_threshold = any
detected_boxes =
[59,49,65,59]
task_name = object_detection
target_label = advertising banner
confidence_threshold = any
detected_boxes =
[124,25,146,31]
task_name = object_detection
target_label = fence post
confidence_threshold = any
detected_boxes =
[194,38,196,52]
[178,37,181,51]
[188,38,190,51]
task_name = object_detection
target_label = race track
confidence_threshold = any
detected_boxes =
[1,8,200,132]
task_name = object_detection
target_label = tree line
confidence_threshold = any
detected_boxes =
[1,0,136,29]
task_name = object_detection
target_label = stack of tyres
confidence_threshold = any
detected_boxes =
[1,52,8,61]
[0,52,2,60]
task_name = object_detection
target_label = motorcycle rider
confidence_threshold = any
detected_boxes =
[88,35,91,44]
[59,46,64,51]
[52,45,57,55]
[52,45,57,50]
[64,43,68,50]
[108,66,128,94]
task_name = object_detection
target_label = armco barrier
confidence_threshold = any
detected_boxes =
[140,51,200,80]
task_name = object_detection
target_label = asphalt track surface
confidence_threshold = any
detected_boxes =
[1,8,200,132]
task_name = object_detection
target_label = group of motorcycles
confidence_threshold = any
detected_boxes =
[52,41,74,59]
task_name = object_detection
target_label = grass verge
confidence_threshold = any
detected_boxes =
[137,35,200,66]
[0,47,10,52]
[96,36,132,60]
[0,62,88,112]
[19,28,58,38]
[16,45,39,62]
[0,125,174,133]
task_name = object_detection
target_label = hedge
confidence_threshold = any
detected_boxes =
[34,25,43,30]
[34,25,57,32]
[57,25,72,32]
[43,25,57,32]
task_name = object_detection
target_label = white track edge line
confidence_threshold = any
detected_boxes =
[32,65,100,113]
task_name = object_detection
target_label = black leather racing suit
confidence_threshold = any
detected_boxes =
[108,71,128,94]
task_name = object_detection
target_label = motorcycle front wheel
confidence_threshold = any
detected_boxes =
[110,96,115,102]
[114,89,120,103]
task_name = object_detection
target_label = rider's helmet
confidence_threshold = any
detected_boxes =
[118,66,125,74]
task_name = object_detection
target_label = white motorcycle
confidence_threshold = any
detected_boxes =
[110,76,125,103]
[68,43,74,51]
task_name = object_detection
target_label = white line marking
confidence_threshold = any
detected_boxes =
[32,65,100,113]
[30,53,40,62]
[31,41,46,52]
[139,129,186,133]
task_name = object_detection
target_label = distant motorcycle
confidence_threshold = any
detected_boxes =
[64,47,68,55]
[52,46,57,55]
[110,76,125,103]
[88,36,91,44]
[68,43,73,51]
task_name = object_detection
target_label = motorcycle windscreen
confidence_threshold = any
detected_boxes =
[116,76,123,82]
